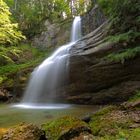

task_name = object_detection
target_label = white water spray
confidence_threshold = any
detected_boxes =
[71,16,81,42]
[14,16,81,109]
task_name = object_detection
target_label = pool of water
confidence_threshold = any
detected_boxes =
[0,103,102,128]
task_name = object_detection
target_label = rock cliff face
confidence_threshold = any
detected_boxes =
[81,4,106,36]
[30,5,140,105]
[55,21,140,104]
[31,19,72,49]
[31,4,106,50]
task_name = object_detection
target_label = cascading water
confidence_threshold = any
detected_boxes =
[71,16,81,42]
[14,16,81,109]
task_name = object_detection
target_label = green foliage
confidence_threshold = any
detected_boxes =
[102,1,140,63]
[129,90,140,102]
[0,77,3,84]
[106,31,140,44]
[106,46,140,64]
[0,45,22,66]
[0,54,14,66]
[0,0,25,45]
[5,0,91,37]
[98,0,140,34]
[98,0,114,16]
[0,44,49,85]
[0,57,41,76]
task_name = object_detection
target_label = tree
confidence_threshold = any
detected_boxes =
[0,0,25,45]
[97,0,140,45]
[5,0,91,38]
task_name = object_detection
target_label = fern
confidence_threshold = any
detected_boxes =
[106,46,140,64]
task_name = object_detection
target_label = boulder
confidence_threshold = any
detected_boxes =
[0,88,12,102]
[42,116,92,140]
[55,21,140,105]
[69,132,94,140]
[1,123,46,140]
[89,106,140,137]
[32,19,72,50]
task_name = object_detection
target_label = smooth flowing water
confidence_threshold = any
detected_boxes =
[20,16,81,107]
[0,104,101,128]
[0,17,102,128]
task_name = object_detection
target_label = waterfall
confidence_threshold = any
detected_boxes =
[20,16,81,105]
[71,16,81,42]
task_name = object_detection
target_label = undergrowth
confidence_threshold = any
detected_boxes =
[106,31,140,44]
[129,90,140,102]
[89,105,140,140]
[0,43,50,85]
[106,46,140,64]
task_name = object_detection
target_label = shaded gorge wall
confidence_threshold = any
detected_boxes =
[31,19,73,50]
[81,4,106,36]
[31,4,106,50]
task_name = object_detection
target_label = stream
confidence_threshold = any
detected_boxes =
[0,104,102,128]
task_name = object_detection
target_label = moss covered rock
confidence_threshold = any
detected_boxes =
[89,105,140,139]
[1,123,46,140]
[0,128,8,140]
[42,116,92,140]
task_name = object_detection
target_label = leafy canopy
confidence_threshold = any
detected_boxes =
[0,0,25,45]
[98,0,140,33]
[5,0,91,37]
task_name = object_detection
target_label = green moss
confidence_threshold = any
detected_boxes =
[97,128,140,140]
[89,106,115,136]
[89,106,133,136]
[105,46,140,64]
[128,128,140,140]
[42,116,88,140]
[89,99,140,139]
[89,106,116,136]
[1,123,44,140]
[93,105,116,116]
[129,90,140,102]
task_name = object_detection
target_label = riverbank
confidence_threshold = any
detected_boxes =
[0,93,140,139]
